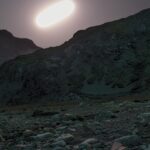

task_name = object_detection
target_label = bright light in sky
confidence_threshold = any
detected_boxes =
[36,0,75,28]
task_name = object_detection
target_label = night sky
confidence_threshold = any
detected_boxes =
[0,0,150,48]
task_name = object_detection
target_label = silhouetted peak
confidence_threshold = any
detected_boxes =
[0,29,13,37]
[0,30,40,64]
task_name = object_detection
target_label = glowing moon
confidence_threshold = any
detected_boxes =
[36,0,75,28]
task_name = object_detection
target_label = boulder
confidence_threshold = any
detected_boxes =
[52,140,66,147]
[23,129,34,137]
[138,112,150,124]
[32,132,53,141]
[56,133,74,143]
[81,138,98,145]
[114,135,142,147]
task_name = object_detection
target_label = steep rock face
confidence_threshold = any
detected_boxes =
[0,30,40,64]
[0,9,150,104]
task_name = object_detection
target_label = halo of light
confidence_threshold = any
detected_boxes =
[36,0,75,28]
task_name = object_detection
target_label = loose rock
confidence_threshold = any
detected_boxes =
[32,132,53,141]
[115,135,142,147]
[81,138,98,145]
[56,133,74,143]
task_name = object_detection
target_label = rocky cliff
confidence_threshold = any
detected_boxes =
[0,9,150,104]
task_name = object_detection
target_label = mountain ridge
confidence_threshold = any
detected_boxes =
[0,8,150,105]
[0,29,40,64]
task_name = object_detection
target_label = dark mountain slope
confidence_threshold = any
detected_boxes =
[0,9,150,104]
[0,30,40,64]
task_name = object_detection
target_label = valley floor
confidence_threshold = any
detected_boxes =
[0,95,150,150]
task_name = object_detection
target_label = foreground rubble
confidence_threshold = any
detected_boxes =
[0,97,149,150]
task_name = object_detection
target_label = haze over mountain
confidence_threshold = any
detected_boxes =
[0,8,150,105]
[0,30,40,64]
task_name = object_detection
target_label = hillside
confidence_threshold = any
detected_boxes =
[0,30,40,64]
[0,9,150,104]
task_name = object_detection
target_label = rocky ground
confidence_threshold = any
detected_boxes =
[0,95,150,150]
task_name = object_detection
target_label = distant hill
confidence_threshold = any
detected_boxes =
[0,30,40,64]
[0,8,150,105]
